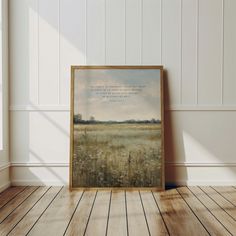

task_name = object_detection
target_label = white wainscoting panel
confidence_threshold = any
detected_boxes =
[87,0,105,65]
[142,0,161,65]
[162,0,181,105]
[38,0,59,105]
[223,0,236,105]
[181,0,197,105]
[125,0,142,65]
[198,0,223,105]
[60,0,86,105]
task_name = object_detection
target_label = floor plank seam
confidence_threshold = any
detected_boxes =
[25,186,63,236]
[0,187,28,210]
[139,191,151,236]
[187,187,233,236]
[0,186,40,225]
[151,191,170,236]
[63,190,85,236]
[199,186,236,221]
[2,186,236,236]
[124,191,129,236]
[105,190,112,236]
[176,188,211,236]
[7,187,52,236]
[83,190,98,236]
[211,186,236,207]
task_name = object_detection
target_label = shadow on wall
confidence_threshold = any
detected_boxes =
[163,70,187,187]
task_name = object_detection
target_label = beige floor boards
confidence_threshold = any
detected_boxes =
[1,186,236,235]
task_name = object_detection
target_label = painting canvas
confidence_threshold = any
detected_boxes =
[70,66,164,189]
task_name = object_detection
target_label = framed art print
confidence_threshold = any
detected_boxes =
[70,66,164,189]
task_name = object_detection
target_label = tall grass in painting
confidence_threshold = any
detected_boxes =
[72,123,162,187]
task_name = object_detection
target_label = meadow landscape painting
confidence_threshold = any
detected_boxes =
[70,66,164,188]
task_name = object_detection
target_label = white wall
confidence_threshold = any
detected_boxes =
[9,0,236,186]
[0,0,10,192]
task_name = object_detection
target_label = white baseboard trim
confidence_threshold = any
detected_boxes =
[166,162,236,167]
[10,179,236,187]
[0,181,11,192]
[10,162,236,167]
[11,180,67,186]
[9,162,236,186]
[166,180,236,187]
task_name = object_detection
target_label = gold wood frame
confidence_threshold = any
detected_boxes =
[70,66,164,191]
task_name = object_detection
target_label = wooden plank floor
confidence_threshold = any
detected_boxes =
[0,187,236,235]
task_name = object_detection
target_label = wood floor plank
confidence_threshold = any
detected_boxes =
[140,191,169,236]
[27,187,83,236]
[84,190,111,236]
[107,190,127,236]
[0,186,38,223]
[178,187,230,236]
[64,190,97,236]
[153,189,209,236]
[8,187,62,236]
[2,186,236,235]
[213,186,236,206]
[0,187,26,209]
[126,191,149,236]
[189,186,236,235]
[0,187,49,236]
[200,186,236,220]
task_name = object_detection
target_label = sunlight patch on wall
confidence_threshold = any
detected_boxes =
[183,131,220,163]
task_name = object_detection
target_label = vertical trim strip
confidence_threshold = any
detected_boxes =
[85,0,87,65]
[104,0,107,65]
[160,0,162,64]
[180,0,183,104]
[37,0,40,105]
[124,0,126,65]
[221,0,225,105]
[196,0,199,105]
[140,0,143,65]
[58,0,61,105]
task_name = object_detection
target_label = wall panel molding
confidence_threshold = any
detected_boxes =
[9,105,236,112]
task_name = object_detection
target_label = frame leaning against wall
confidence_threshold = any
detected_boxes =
[70,66,164,190]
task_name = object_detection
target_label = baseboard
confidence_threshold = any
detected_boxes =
[10,162,236,167]
[0,165,11,192]
[166,180,236,187]
[11,180,236,187]
[11,180,66,186]
[0,181,11,192]
[9,162,236,187]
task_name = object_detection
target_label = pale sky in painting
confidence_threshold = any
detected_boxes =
[74,69,161,121]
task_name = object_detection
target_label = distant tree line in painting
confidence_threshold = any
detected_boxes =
[74,114,161,124]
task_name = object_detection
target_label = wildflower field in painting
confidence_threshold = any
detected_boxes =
[72,123,162,187]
